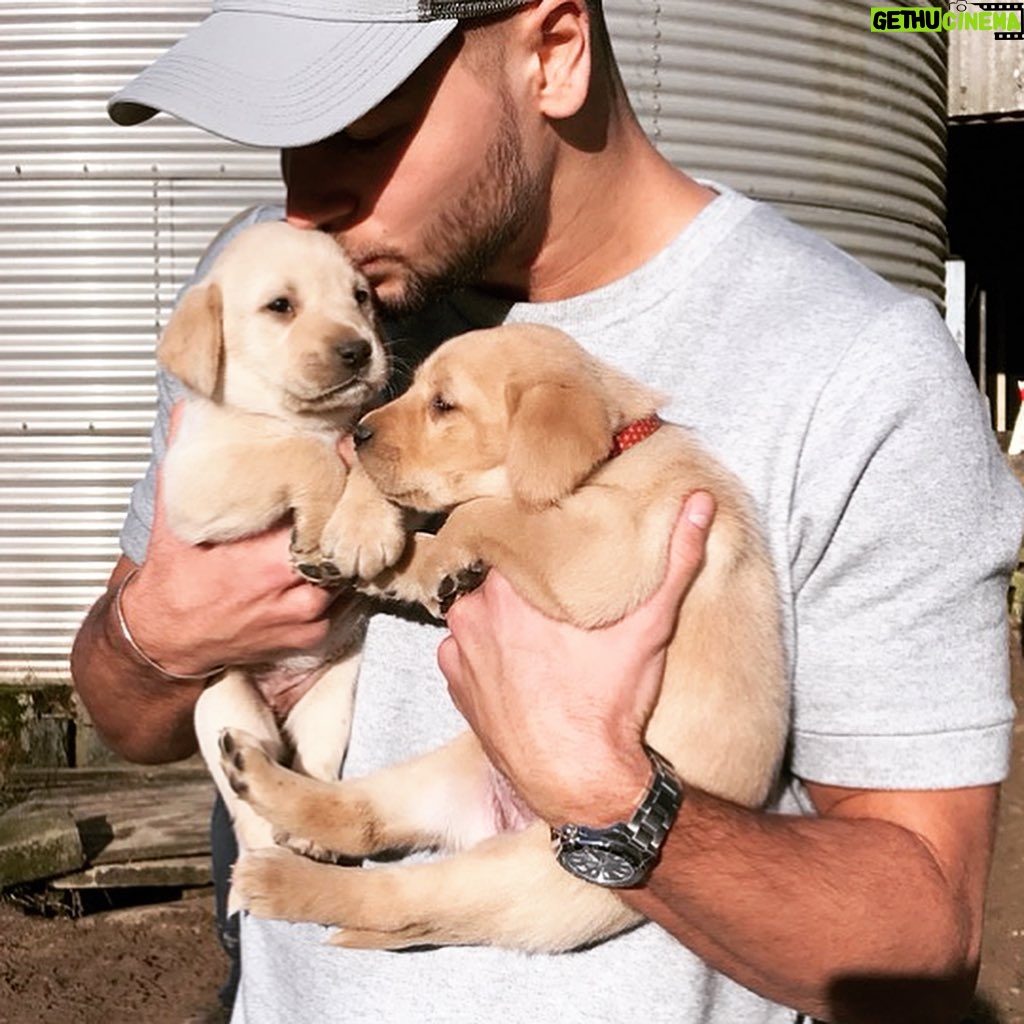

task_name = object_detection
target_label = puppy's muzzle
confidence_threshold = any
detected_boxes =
[335,338,373,374]
[352,422,374,449]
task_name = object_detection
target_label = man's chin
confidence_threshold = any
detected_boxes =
[371,272,440,320]
[359,251,466,319]
[373,284,420,320]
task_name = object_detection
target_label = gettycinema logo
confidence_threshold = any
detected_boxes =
[871,3,1023,39]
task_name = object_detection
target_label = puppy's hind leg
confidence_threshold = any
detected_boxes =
[281,650,360,783]
[271,650,362,862]
[194,671,284,855]
[233,821,641,953]
[221,729,502,862]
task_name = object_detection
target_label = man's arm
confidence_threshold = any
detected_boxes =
[630,782,995,1024]
[439,503,999,1024]
[72,554,206,763]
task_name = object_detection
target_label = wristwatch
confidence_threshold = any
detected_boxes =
[550,745,683,889]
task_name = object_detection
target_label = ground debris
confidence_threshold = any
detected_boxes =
[0,762,213,893]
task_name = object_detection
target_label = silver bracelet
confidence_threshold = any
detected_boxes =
[113,567,223,681]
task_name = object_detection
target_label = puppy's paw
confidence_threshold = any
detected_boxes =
[320,501,407,581]
[219,728,278,806]
[292,552,346,587]
[233,850,370,927]
[288,523,337,586]
[220,731,366,860]
[232,848,327,923]
[289,529,345,586]
[272,827,347,865]
[437,561,490,616]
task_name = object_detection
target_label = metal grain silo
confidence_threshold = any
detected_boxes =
[607,0,948,299]
[0,0,947,688]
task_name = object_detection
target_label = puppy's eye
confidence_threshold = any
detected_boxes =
[265,296,293,315]
[354,287,371,306]
[430,394,455,414]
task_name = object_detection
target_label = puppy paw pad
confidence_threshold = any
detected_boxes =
[437,561,489,614]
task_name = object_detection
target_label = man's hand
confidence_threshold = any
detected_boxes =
[71,403,352,760]
[124,513,341,693]
[437,492,715,825]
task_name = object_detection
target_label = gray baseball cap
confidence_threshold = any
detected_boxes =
[108,0,533,149]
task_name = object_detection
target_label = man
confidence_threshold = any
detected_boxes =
[72,2,1024,1022]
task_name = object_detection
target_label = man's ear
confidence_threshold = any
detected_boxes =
[528,0,592,120]
[506,379,611,508]
[155,283,224,397]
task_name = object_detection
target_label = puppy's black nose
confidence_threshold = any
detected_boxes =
[352,422,374,448]
[336,338,372,370]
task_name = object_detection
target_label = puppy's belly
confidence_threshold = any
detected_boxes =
[245,658,333,715]
[488,765,536,834]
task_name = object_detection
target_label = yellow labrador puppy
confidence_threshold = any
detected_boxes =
[158,221,405,869]
[222,323,788,952]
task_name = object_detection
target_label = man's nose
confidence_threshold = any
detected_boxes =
[282,141,361,232]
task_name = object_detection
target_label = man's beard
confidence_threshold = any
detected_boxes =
[360,96,545,320]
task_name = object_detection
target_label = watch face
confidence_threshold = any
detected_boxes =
[558,845,643,889]
[551,748,682,891]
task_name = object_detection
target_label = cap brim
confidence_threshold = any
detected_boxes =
[108,11,458,149]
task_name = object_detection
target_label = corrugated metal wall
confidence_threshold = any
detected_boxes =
[0,0,282,683]
[0,0,947,684]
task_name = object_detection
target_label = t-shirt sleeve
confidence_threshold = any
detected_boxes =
[117,204,284,564]
[787,295,1024,789]
[118,367,184,564]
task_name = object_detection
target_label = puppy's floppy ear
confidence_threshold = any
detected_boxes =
[506,380,612,508]
[156,283,224,398]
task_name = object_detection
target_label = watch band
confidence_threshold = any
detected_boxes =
[627,745,683,857]
[551,744,683,888]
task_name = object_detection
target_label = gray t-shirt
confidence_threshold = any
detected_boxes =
[121,187,1024,1023]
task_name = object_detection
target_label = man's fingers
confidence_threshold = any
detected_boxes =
[672,490,715,569]
[657,490,716,605]
[683,490,715,531]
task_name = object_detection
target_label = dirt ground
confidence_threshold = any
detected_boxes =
[0,625,1021,1024]
[0,893,227,1024]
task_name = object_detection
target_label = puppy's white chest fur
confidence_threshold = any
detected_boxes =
[163,399,343,545]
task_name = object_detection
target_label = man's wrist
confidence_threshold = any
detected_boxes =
[111,568,222,682]
[548,742,654,828]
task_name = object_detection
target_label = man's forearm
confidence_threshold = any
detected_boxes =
[71,560,205,763]
[625,785,987,1024]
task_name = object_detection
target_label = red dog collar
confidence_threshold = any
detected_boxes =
[610,414,662,457]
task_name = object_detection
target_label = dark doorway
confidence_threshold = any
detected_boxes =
[946,118,1024,440]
